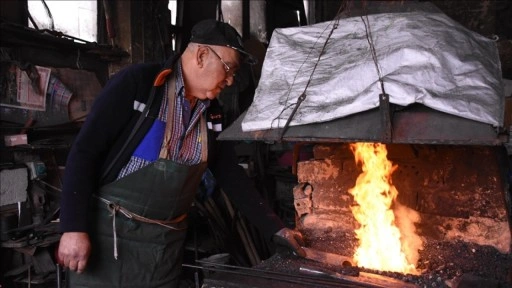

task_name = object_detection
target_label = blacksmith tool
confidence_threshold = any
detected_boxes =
[302,247,354,267]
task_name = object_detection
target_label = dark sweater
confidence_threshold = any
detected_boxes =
[59,58,284,241]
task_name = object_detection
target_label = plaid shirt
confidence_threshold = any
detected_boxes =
[117,61,210,179]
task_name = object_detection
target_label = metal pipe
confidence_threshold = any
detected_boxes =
[221,190,261,265]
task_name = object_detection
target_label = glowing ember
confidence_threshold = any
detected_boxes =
[348,142,421,274]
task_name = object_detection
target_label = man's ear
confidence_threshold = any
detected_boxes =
[196,46,207,68]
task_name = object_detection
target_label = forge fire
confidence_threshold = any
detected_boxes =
[348,143,422,275]
[293,143,512,286]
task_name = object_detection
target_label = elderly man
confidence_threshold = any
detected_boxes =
[57,19,305,287]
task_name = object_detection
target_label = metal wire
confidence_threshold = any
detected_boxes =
[277,2,348,140]
[360,13,386,95]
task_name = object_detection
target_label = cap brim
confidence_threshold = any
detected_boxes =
[227,45,258,65]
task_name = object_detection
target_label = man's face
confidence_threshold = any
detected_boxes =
[197,45,240,100]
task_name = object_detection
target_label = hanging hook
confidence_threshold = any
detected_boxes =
[76,49,82,70]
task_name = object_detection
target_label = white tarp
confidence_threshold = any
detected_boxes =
[241,11,504,132]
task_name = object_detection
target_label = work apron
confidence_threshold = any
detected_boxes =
[70,71,208,288]
[69,159,207,288]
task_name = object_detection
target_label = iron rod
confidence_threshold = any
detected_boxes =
[185,261,367,287]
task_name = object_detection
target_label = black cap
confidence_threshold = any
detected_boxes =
[190,19,257,65]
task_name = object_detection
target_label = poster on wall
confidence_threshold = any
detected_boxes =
[16,65,51,111]
[0,64,51,111]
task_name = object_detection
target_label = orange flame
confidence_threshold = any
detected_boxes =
[348,142,420,274]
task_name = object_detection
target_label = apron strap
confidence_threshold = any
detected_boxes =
[159,73,177,159]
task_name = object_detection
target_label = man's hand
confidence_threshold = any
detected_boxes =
[57,232,91,274]
[272,228,306,257]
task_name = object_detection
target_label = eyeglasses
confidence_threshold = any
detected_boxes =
[203,45,235,77]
